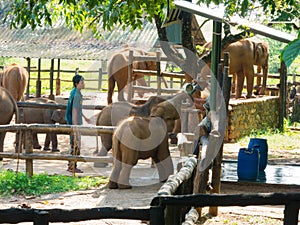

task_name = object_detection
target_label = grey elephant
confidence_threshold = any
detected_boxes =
[108,92,189,189]
[0,87,19,155]
[94,95,168,167]
[21,98,66,152]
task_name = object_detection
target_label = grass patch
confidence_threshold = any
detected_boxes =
[0,170,107,197]
[237,129,300,151]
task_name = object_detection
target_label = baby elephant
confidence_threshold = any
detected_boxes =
[94,95,168,167]
[108,93,188,189]
[22,98,66,152]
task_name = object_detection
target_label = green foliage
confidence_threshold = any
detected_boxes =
[281,30,300,67]
[0,170,107,197]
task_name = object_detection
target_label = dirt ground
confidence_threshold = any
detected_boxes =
[0,93,300,224]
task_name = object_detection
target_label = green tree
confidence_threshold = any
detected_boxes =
[3,0,300,72]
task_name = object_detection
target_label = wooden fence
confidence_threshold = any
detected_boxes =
[0,156,299,225]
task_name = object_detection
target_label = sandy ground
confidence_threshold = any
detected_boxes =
[1,93,300,224]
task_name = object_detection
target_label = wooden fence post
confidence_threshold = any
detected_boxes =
[36,58,41,98]
[56,58,61,96]
[156,51,162,96]
[34,210,49,225]
[24,129,34,176]
[98,68,103,91]
[49,58,55,100]
[279,61,287,131]
[127,50,134,102]
[26,57,31,100]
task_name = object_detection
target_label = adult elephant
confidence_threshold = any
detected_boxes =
[94,95,168,167]
[108,92,189,189]
[200,38,269,99]
[21,98,66,152]
[0,87,19,154]
[0,63,29,101]
[107,48,156,104]
[225,38,269,98]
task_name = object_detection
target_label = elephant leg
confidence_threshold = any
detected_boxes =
[118,163,134,189]
[259,66,268,95]
[231,73,236,94]
[153,156,174,182]
[51,132,59,152]
[15,131,22,153]
[170,119,181,145]
[108,158,122,189]
[0,132,6,158]
[117,149,138,189]
[43,133,51,151]
[117,86,126,102]
[245,66,255,98]
[235,71,245,99]
[32,132,41,149]
[136,76,147,98]
[154,138,174,182]
[94,134,112,168]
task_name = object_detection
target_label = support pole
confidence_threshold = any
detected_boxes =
[156,51,162,96]
[24,130,33,176]
[279,61,287,131]
[49,59,55,100]
[36,58,41,98]
[56,58,61,96]
[26,57,31,100]
[127,50,134,102]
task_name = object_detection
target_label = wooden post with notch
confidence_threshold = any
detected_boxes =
[127,50,134,102]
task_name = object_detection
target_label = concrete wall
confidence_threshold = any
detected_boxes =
[226,96,280,143]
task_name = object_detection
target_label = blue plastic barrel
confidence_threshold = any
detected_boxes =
[248,138,268,171]
[237,148,260,181]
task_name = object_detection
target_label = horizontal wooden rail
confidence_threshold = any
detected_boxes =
[0,152,113,163]
[0,124,116,135]
[0,207,150,223]
[17,102,105,110]
[132,85,180,94]
[153,192,300,207]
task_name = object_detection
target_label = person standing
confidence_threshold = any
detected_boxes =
[65,74,89,173]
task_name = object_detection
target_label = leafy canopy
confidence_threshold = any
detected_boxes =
[3,0,299,65]
[4,0,299,33]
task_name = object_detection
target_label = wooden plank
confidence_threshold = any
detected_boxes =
[17,102,105,110]
[0,152,113,163]
[153,192,300,207]
[174,1,296,43]
[0,124,115,135]
[132,85,180,94]
[0,207,150,223]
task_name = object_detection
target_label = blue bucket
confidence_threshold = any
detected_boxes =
[248,138,268,171]
[237,148,260,181]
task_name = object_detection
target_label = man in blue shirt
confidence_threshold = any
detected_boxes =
[65,74,89,173]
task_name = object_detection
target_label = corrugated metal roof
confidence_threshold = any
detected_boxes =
[0,4,159,60]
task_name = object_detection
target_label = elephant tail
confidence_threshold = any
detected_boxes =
[3,87,19,124]
[107,58,116,104]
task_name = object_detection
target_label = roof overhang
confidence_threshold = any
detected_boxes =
[174,1,296,43]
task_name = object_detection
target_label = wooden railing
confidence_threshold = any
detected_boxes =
[0,156,298,225]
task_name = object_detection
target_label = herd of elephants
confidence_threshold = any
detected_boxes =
[0,37,270,188]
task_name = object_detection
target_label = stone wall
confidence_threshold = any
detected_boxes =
[225,96,280,143]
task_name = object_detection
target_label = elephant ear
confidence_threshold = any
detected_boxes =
[150,106,165,118]
[255,43,268,64]
[51,110,63,123]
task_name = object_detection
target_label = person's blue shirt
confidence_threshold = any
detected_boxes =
[65,87,83,125]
